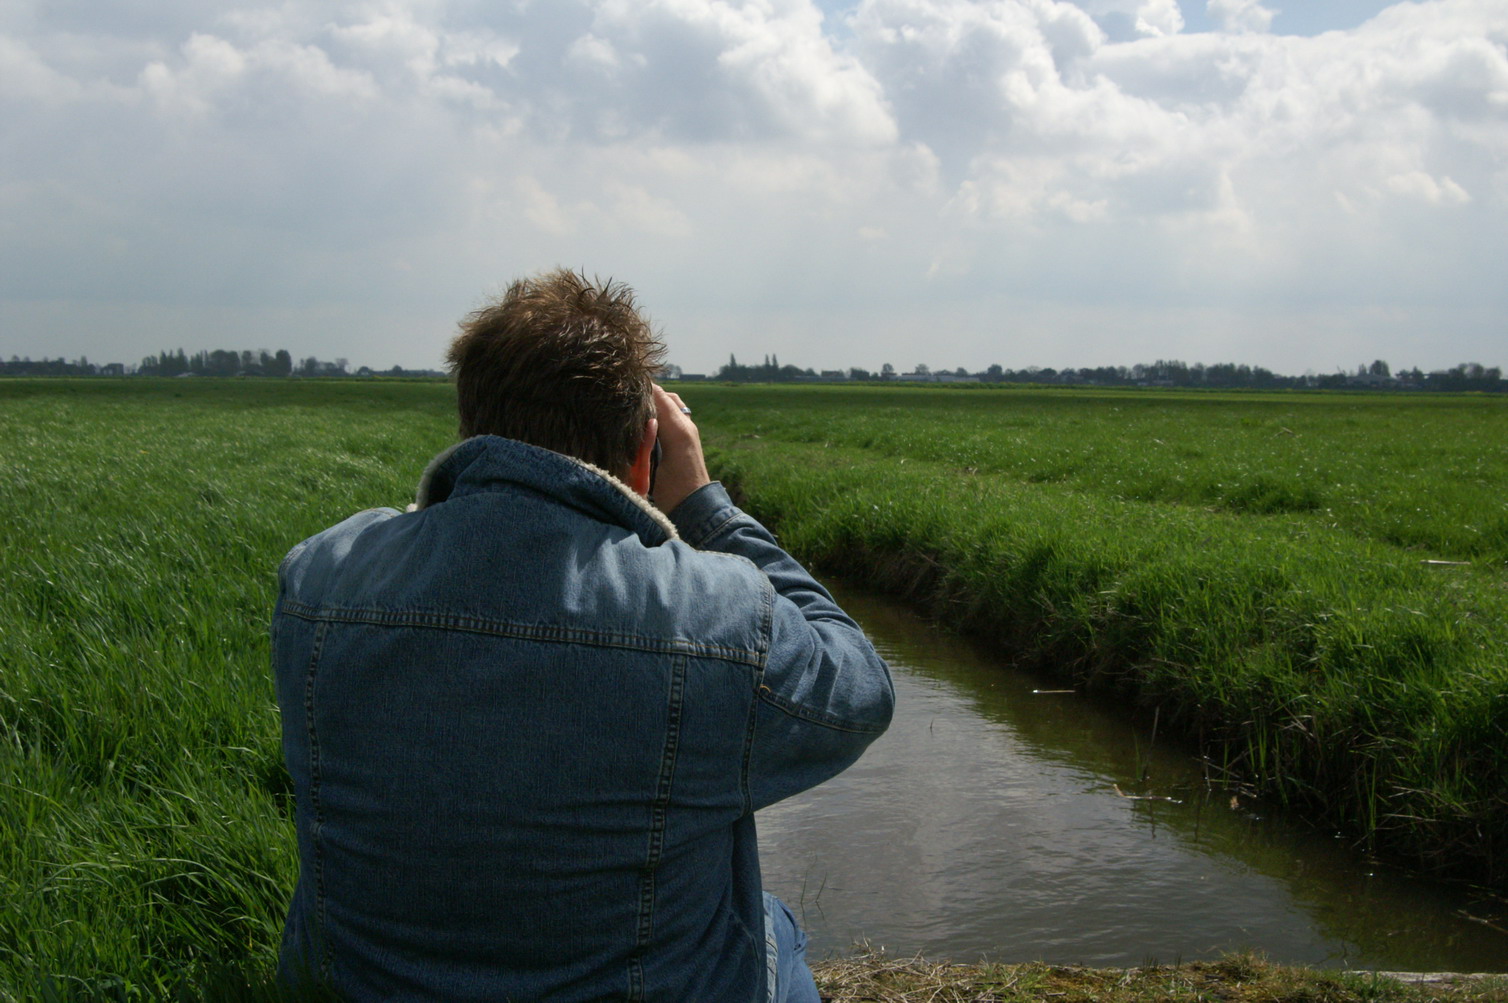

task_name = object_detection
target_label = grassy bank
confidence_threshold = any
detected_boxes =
[689,385,1508,888]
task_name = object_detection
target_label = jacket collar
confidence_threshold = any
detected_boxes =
[414,436,679,545]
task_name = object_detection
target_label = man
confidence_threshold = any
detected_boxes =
[272,269,894,1001]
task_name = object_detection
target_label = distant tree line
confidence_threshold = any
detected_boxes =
[713,354,824,382]
[3,349,1502,393]
[1,356,126,377]
[138,348,336,377]
[132,348,275,377]
[706,355,1504,392]
[1,349,441,379]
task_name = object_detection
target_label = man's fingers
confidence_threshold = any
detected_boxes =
[649,384,711,513]
[654,385,694,433]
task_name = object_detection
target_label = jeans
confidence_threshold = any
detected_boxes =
[764,893,820,1003]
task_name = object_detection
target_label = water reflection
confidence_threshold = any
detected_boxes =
[756,583,1507,971]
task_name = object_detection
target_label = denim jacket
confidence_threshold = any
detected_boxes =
[273,436,894,1002]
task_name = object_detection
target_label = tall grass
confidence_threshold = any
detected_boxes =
[0,379,454,999]
[689,385,1508,887]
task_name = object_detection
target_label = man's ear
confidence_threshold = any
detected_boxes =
[626,418,658,498]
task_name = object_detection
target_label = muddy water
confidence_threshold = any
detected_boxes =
[756,583,1508,971]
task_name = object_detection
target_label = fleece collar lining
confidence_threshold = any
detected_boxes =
[413,437,679,544]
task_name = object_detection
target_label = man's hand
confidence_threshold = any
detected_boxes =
[650,384,711,515]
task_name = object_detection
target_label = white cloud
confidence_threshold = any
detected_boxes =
[135,29,380,123]
[139,33,247,116]
[605,181,693,237]
[570,0,895,145]
[849,0,1111,167]
[516,174,588,236]
[1384,171,1471,206]
[0,34,86,103]
[329,12,440,77]
[1134,0,1184,37]
[565,32,625,73]
[1067,0,1181,39]
[1207,0,1276,34]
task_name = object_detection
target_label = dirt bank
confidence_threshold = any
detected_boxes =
[811,951,1508,1002]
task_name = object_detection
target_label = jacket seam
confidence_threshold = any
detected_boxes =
[277,538,312,581]
[738,690,759,819]
[630,653,686,1001]
[687,548,767,589]
[687,509,745,548]
[739,581,775,816]
[755,684,890,733]
[756,575,774,662]
[302,620,333,985]
[725,896,767,1003]
[278,601,765,667]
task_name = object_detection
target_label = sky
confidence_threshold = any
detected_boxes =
[2,0,1505,376]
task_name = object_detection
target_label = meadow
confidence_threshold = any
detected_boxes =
[1,378,1505,998]
[690,385,1508,887]
[0,379,456,998]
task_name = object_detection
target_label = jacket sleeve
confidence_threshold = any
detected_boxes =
[670,482,895,811]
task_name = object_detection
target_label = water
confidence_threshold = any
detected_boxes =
[756,583,1508,971]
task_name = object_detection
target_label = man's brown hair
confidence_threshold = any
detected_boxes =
[447,269,666,473]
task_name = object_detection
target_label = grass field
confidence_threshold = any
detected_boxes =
[688,384,1508,889]
[1,378,1505,998]
[0,379,455,998]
